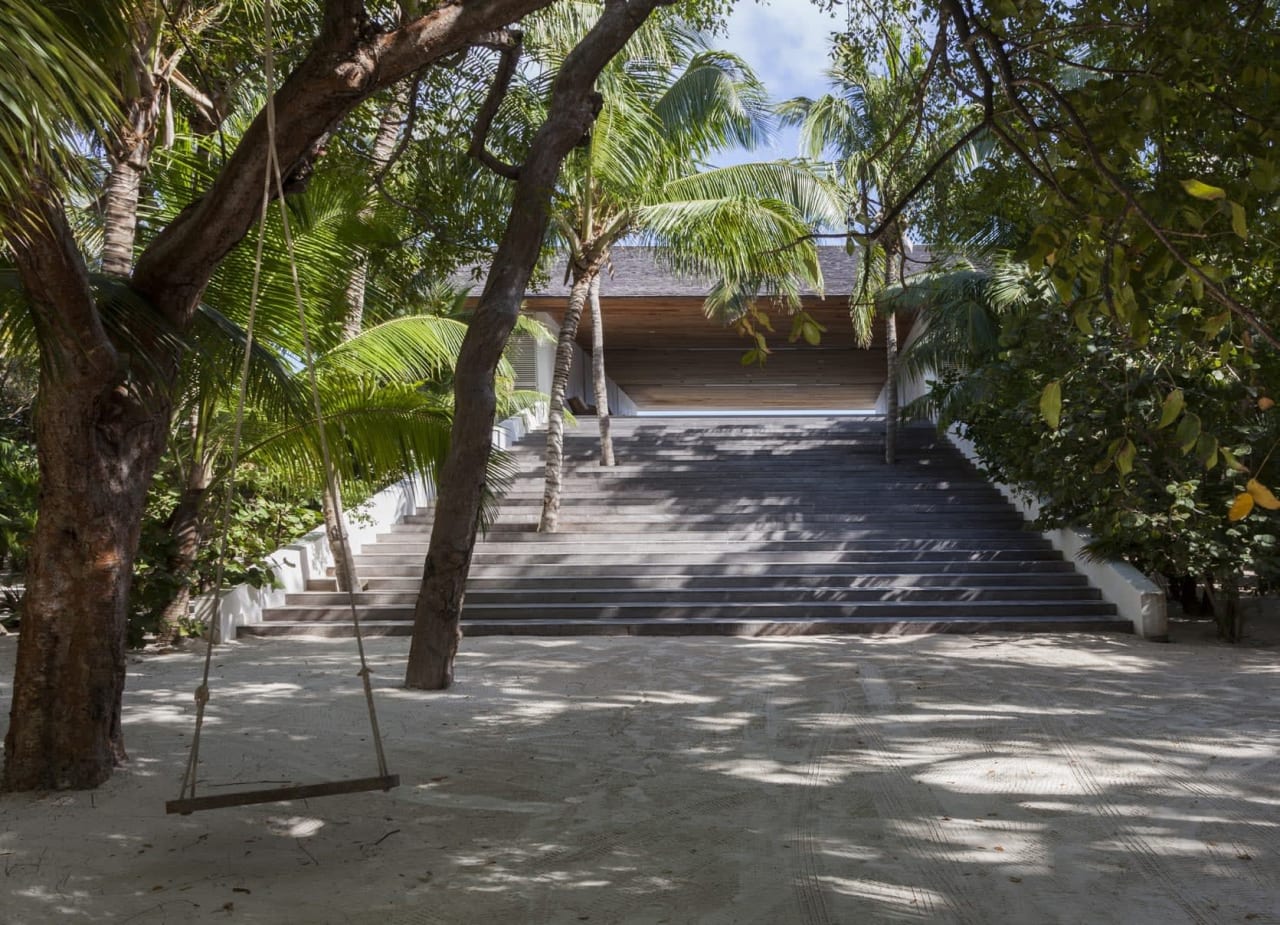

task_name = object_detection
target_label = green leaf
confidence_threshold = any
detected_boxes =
[1195,434,1218,469]
[801,321,821,346]
[1116,438,1136,476]
[1039,380,1062,430]
[1220,447,1248,472]
[1201,310,1230,338]
[1157,389,1184,428]
[1175,412,1202,454]
[1189,272,1204,301]
[1229,201,1248,240]
[1181,178,1226,200]
[1072,309,1094,335]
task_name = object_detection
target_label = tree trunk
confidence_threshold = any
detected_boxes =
[3,350,170,791]
[322,487,361,591]
[405,0,668,690]
[883,247,900,466]
[588,273,615,466]
[540,269,596,533]
[101,150,148,277]
[322,92,409,589]
[155,455,213,644]
[342,91,406,340]
[6,0,588,789]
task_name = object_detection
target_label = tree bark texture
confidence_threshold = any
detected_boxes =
[883,247,900,466]
[5,0,570,791]
[155,455,213,644]
[100,29,165,278]
[2,196,170,791]
[539,269,596,533]
[101,151,148,277]
[588,273,615,466]
[405,0,673,690]
[322,486,360,592]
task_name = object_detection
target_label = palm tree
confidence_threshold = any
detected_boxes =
[535,30,839,531]
[891,255,1055,425]
[779,36,973,463]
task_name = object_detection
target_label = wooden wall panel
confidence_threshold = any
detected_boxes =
[603,347,887,410]
[514,295,906,411]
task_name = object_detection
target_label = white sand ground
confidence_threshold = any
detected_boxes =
[1,624,1278,925]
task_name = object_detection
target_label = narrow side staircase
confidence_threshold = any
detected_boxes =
[245,416,1132,637]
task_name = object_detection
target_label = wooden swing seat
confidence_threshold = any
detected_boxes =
[166,774,399,815]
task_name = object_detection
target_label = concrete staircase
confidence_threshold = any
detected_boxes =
[244,416,1132,638]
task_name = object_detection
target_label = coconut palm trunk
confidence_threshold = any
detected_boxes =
[540,264,599,532]
[883,244,899,465]
[587,273,615,466]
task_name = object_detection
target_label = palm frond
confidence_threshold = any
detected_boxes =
[317,315,470,382]
[0,0,124,233]
[660,161,844,228]
[655,51,772,153]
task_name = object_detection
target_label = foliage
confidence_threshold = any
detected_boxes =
[0,0,123,232]
[920,262,1280,636]
[129,464,323,646]
[533,20,839,369]
[0,437,37,577]
[779,29,973,342]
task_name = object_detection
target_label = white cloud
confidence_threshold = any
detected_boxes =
[720,0,840,102]
[711,0,840,164]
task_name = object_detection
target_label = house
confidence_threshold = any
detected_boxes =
[464,245,930,413]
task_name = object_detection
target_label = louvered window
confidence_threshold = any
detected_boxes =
[507,334,539,391]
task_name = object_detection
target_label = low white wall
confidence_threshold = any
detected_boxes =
[208,406,548,642]
[946,427,1168,640]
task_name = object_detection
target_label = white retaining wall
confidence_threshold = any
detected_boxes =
[946,427,1168,640]
[208,406,549,642]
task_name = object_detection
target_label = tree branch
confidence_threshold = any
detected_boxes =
[3,190,117,385]
[467,30,523,180]
[132,0,563,325]
[1020,73,1280,350]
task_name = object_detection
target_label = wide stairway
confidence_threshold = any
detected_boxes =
[245,416,1132,637]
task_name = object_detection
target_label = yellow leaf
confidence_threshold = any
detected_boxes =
[1228,492,1254,521]
[1246,479,1280,510]
[1040,380,1062,430]
[1181,178,1226,200]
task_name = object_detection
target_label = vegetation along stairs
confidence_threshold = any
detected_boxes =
[247,416,1132,638]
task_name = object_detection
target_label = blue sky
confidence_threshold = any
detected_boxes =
[714,0,843,164]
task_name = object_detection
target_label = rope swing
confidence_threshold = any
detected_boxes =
[168,0,398,814]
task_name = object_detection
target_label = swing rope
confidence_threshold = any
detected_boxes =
[170,0,394,813]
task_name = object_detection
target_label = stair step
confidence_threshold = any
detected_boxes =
[353,560,1081,578]
[239,415,1131,640]
[359,573,1093,591]
[287,585,1101,606]
[356,551,1065,568]
[263,600,1117,623]
[242,614,1132,639]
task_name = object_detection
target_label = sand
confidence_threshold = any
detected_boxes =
[1,623,1278,924]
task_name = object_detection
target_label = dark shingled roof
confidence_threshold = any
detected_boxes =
[452,245,935,299]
